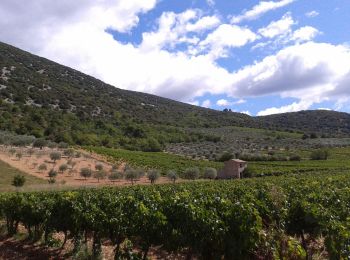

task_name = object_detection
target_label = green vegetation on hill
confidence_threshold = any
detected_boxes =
[1,41,350,153]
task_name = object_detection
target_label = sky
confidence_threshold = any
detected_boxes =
[0,0,350,116]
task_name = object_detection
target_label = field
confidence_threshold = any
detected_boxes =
[87,146,223,174]
[0,160,46,191]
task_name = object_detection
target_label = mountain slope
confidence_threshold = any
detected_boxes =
[0,41,350,151]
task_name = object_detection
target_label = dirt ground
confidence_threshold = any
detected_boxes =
[0,145,172,188]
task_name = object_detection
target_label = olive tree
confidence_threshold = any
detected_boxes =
[80,167,92,180]
[204,168,217,180]
[50,152,61,163]
[167,170,178,183]
[147,170,160,184]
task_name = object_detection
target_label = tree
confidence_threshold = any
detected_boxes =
[217,152,234,162]
[38,163,47,172]
[147,170,160,184]
[183,167,200,180]
[50,152,61,163]
[204,168,217,180]
[12,175,25,187]
[33,138,47,149]
[95,163,104,171]
[80,167,92,180]
[108,171,123,182]
[28,148,35,157]
[125,169,140,185]
[15,152,23,161]
[167,170,178,183]
[58,142,69,149]
[63,148,75,158]
[59,164,68,174]
[93,170,107,182]
[48,169,57,178]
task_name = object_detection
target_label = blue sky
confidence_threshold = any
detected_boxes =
[1,0,350,116]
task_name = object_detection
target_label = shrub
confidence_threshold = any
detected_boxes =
[95,163,104,171]
[63,148,75,158]
[108,171,123,182]
[80,168,92,180]
[12,175,25,187]
[50,152,61,163]
[183,167,200,180]
[93,170,107,182]
[33,138,47,149]
[48,169,58,178]
[59,164,68,173]
[310,149,329,160]
[167,170,178,183]
[147,170,160,184]
[58,142,69,149]
[125,169,140,185]
[217,152,234,162]
[38,163,47,172]
[204,167,217,179]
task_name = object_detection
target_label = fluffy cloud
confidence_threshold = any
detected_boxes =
[231,42,350,97]
[231,0,295,24]
[258,13,295,38]
[291,26,319,43]
[216,99,232,107]
[199,24,257,58]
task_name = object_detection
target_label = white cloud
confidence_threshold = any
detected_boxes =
[199,24,257,58]
[234,99,246,104]
[305,10,319,18]
[216,99,231,106]
[291,26,319,43]
[257,100,313,116]
[231,0,295,24]
[258,13,295,38]
[201,99,212,108]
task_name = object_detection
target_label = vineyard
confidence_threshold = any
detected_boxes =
[87,146,223,174]
[0,172,349,259]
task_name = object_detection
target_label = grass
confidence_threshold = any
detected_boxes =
[0,160,46,192]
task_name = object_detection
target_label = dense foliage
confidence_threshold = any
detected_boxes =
[0,172,349,258]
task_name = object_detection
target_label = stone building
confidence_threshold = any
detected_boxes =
[217,159,247,179]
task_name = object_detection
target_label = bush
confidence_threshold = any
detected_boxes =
[59,164,68,173]
[310,149,329,160]
[38,163,47,172]
[167,170,178,183]
[48,169,58,178]
[93,170,107,182]
[15,152,23,160]
[12,175,25,187]
[50,152,62,163]
[217,152,234,162]
[204,167,217,179]
[125,169,140,185]
[147,170,160,184]
[95,164,104,171]
[183,167,200,180]
[33,138,47,149]
[80,168,92,180]
[108,171,123,182]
